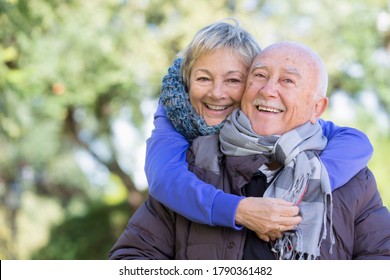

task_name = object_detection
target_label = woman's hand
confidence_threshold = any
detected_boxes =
[235,197,302,242]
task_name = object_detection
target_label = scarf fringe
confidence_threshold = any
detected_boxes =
[281,174,309,205]
[271,230,319,260]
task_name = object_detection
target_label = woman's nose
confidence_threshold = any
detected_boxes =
[209,82,227,98]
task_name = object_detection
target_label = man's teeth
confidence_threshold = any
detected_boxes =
[206,104,229,111]
[256,105,283,113]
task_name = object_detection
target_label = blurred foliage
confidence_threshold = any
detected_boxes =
[0,0,389,259]
[30,201,133,260]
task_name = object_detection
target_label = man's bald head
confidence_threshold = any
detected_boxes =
[241,41,329,136]
[259,41,328,98]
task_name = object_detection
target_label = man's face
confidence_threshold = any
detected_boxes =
[241,44,325,136]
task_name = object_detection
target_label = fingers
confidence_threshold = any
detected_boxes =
[267,198,300,216]
[257,233,270,242]
[256,230,283,242]
[273,198,295,206]
[278,204,300,217]
[256,223,298,243]
[278,215,302,228]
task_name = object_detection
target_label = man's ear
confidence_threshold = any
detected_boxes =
[310,97,328,124]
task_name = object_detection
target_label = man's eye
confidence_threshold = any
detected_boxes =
[254,73,266,78]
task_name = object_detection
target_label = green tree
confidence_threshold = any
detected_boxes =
[1,0,389,259]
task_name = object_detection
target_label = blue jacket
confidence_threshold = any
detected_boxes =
[145,104,373,228]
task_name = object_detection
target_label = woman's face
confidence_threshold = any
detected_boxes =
[189,48,248,126]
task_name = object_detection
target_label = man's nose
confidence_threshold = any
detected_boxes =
[260,80,279,98]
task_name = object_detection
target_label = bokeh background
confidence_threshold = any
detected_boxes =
[1,0,389,260]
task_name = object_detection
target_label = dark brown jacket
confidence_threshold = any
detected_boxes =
[109,136,390,259]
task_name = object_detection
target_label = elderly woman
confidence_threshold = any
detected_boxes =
[144,19,373,240]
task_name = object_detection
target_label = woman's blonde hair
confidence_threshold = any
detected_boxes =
[179,18,261,88]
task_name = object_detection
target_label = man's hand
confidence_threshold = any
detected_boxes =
[235,197,302,242]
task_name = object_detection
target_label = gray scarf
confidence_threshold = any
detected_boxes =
[220,109,334,260]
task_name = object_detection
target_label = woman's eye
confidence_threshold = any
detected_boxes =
[227,78,242,84]
[196,77,210,82]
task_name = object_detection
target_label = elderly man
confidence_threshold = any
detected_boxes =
[109,41,390,260]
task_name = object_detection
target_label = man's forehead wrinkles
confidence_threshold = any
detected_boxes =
[284,67,301,77]
[252,62,266,70]
[251,63,302,78]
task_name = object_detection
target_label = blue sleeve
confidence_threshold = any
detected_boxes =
[318,119,374,191]
[145,103,244,229]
